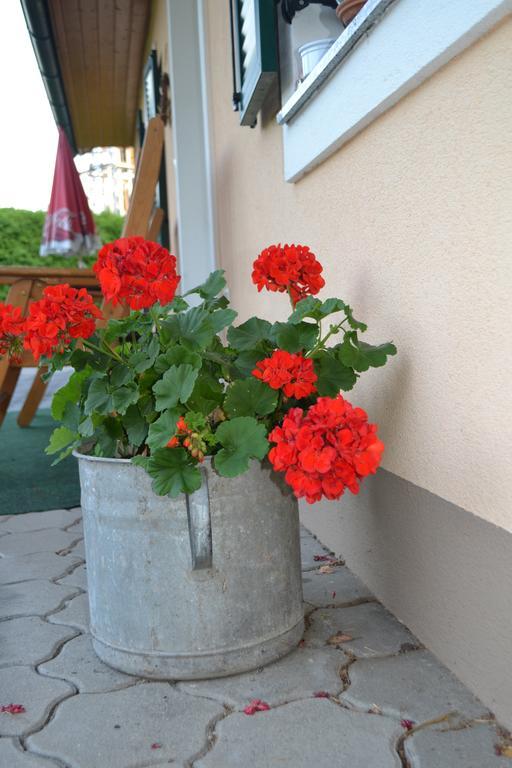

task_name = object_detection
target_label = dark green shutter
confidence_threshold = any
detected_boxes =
[230,0,278,127]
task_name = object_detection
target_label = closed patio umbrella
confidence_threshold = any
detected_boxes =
[40,127,101,256]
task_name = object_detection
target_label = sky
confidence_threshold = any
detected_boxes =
[0,1,58,211]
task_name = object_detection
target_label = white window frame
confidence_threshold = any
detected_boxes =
[277,0,512,182]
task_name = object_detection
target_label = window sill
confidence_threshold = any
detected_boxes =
[277,0,511,182]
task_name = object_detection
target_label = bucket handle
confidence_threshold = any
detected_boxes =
[186,473,212,570]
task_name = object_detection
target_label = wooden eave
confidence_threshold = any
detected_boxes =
[47,0,151,151]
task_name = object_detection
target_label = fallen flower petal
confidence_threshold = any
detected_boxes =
[331,591,337,599]
[400,719,415,731]
[243,699,270,715]
[327,632,352,645]
[319,565,335,574]
[150,743,162,750]
[1,704,26,714]
[313,691,330,698]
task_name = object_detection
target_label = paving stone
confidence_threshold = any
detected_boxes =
[0,739,59,767]
[56,563,88,590]
[68,538,85,558]
[65,518,83,535]
[305,602,419,657]
[302,566,374,607]
[300,531,332,570]
[47,593,89,632]
[197,698,401,768]
[0,581,79,620]
[0,617,77,668]
[3,510,80,534]
[342,650,490,723]
[27,683,223,768]
[178,646,349,708]
[0,666,73,737]
[39,635,135,693]
[0,552,81,585]
[405,721,503,767]
[0,530,79,558]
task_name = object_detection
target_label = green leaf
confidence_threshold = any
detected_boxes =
[123,405,148,447]
[343,306,367,332]
[167,295,189,312]
[103,312,151,342]
[78,416,94,438]
[46,426,79,456]
[94,418,123,456]
[233,344,271,377]
[132,455,150,471]
[60,401,81,432]
[185,269,226,299]
[214,417,268,477]
[70,347,111,372]
[187,373,224,414]
[155,346,202,374]
[271,321,318,353]
[288,296,367,331]
[110,364,134,388]
[288,296,323,323]
[111,383,139,414]
[313,351,357,396]
[161,307,215,349]
[147,409,181,452]
[338,334,397,372]
[51,368,91,420]
[152,364,199,410]
[227,317,272,350]
[146,448,202,497]
[129,335,160,373]
[224,379,278,418]
[210,308,237,333]
[84,378,112,415]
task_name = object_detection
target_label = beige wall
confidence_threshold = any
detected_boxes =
[204,5,512,532]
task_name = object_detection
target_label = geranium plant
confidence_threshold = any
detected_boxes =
[0,238,396,504]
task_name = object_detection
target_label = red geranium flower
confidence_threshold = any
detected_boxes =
[94,236,180,310]
[0,303,26,360]
[252,350,317,399]
[243,699,270,715]
[268,395,384,504]
[252,244,325,305]
[23,284,102,362]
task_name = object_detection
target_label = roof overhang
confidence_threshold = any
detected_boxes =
[21,0,151,152]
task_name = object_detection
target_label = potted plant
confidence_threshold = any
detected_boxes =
[0,238,396,679]
[336,0,368,26]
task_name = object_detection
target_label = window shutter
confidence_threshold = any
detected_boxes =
[230,0,278,127]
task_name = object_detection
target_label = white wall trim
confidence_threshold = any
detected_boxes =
[166,0,216,291]
[197,0,217,273]
[280,0,512,182]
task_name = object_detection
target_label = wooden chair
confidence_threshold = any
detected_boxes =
[0,116,165,428]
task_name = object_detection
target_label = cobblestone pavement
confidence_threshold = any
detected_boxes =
[0,508,508,767]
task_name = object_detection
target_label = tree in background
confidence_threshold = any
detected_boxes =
[0,208,124,299]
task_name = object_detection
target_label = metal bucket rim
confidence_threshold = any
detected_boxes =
[73,450,213,466]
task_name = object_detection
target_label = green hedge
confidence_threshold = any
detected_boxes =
[0,208,124,300]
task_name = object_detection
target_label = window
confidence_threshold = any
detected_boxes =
[229,0,279,127]
[275,0,510,181]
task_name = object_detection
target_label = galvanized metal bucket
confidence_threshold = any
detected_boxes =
[75,453,304,679]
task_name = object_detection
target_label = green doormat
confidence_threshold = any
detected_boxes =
[0,410,80,515]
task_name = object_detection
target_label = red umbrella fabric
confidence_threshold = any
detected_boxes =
[40,127,101,256]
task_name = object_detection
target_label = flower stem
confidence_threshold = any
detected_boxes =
[305,318,348,358]
[83,338,123,364]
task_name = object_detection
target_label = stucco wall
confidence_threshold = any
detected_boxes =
[203,5,512,532]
